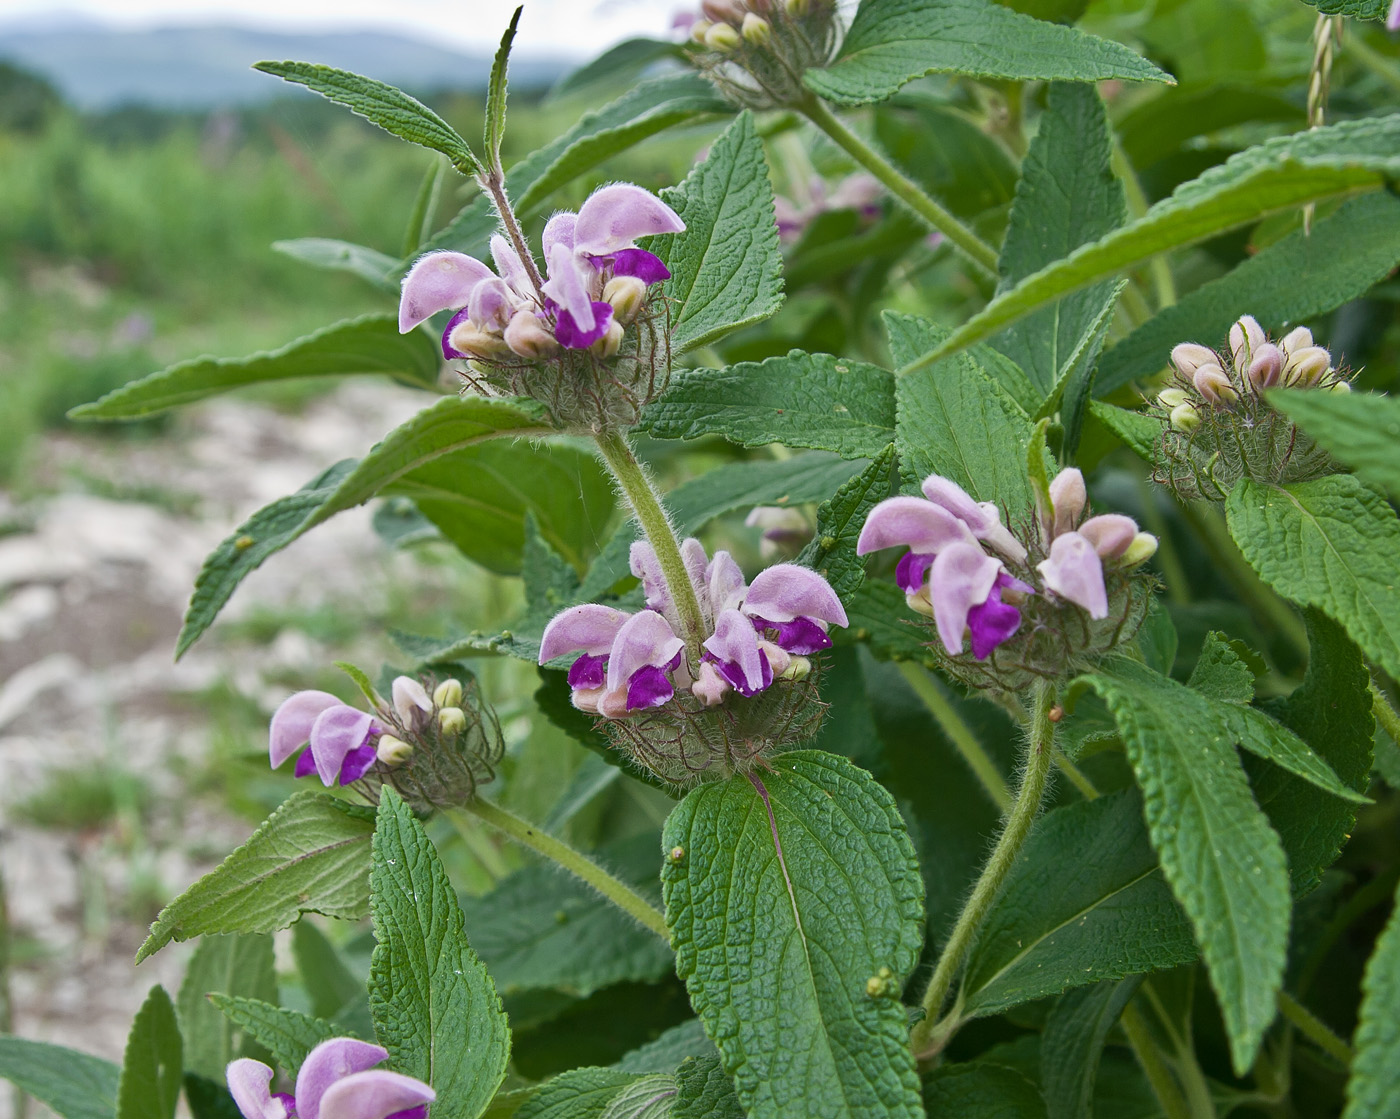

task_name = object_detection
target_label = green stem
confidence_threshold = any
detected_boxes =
[1053,747,1099,800]
[897,662,1011,811]
[454,798,670,941]
[593,430,707,663]
[1346,33,1400,96]
[1371,680,1400,746]
[1122,1004,1192,1119]
[1277,990,1354,1067]
[798,94,1000,277]
[910,680,1057,1056]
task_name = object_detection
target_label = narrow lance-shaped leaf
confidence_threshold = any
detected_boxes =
[1343,877,1400,1119]
[117,986,183,1119]
[0,1038,119,1119]
[549,38,687,100]
[1041,979,1142,1119]
[176,934,277,1079]
[920,1063,1047,1118]
[1269,388,1400,501]
[273,239,401,290]
[805,0,1171,106]
[484,7,521,171]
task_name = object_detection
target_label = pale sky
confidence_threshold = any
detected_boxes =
[0,1,678,55]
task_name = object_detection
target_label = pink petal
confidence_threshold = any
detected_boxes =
[227,1060,286,1119]
[629,541,670,614]
[606,610,685,694]
[929,542,1002,656]
[1389,0,1400,30]
[856,495,976,556]
[296,1039,390,1119]
[542,212,578,260]
[399,252,494,332]
[269,690,342,768]
[542,241,597,333]
[744,563,847,627]
[1077,514,1137,560]
[317,1069,434,1119]
[391,676,432,727]
[468,276,519,330]
[490,234,534,298]
[706,550,748,615]
[1037,532,1109,619]
[702,608,769,696]
[539,604,630,663]
[309,707,375,787]
[573,183,685,257]
[919,475,988,529]
[1048,468,1086,538]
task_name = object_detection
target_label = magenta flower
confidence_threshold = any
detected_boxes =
[268,690,378,787]
[539,604,684,718]
[227,1038,434,1119]
[704,608,773,696]
[744,562,849,654]
[1038,532,1109,620]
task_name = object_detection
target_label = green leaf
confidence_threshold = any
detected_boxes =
[117,986,183,1119]
[207,996,339,1076]
[403,156,449,258]
[797,444,898,599]
[70,314,440,420]
[662,750,925,1119]
[1186,631,1256,704]
[253,61,480,174]
[1098,193,1400,395]
[672,1056,743,1119]
[1227,475,1400,682]
[272,239,400,289]
[806,0,1171,106]
[549,38,686,101]
[1270,388,1400,500]
[640,351,895,459]
[513,1068,642,1119]
[993,84,1126,402]
[1040,979,1141,1119]
[176,396,555,655]
[137,792,376,962]
[1033,283,1122,460]
[370,788,511,1118]
[176,934,277,1079]
[1073,657,1291,1074]
[1299,0,1387,18]
[919,1062,1047,1118]
[650,111,783,355]
[484,7,521,169]
[836,580,938,668]
[615,1020,716,1074]
[885,311,1038,412]
[1088,400,1158,462]
[961,790,1195,1016]
[1116,83,1303,169]
[0,1038,119,1119]
[908,115,1400,371]
[458,832,674,999]
[292,920,365,1021]
[1343,877,1400,1119]
[890,316,1037,513]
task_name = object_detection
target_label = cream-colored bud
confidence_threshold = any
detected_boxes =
[785,0,810,14]
[690,18,714,42]
[603,275,648,323]
[504,308,559,359]
[1170,343,1217,379]
[906,587,935,618]
[437,707,467,736]
[1328,379,1353,394]
[591,319,624,359]
[1229,314,1267,371]
[1246,343,1283,392]
[742,13,772,44]
[1283,346,1332,387]
[376,735,413,767]
[702,0,746,20]
[432,678,463,708]
[1170,402,1201,432]
[1192,363,1238,406]
[704,22,742,50]
[1119,532,1159,569]
[1280,326,1314,355]
[571,687,604,715]
[780,655,812,681]
[758,638,791,678]
[447,322,512,361]
[1157,387,1190,409]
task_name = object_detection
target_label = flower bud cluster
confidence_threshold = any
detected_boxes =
[858,470,1157,693]
[399,183,684,433]
[1149,315,1351,500]
[268,671,503,810]
[684,0,840,110]
[538,539,847,785]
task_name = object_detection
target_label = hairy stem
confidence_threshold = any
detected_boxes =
[897,662,1011,811]
[1277,990,1354,1067]
[453,798,670,941]
[480,170,545,297]
[593,430,708,663]
[910,679,1056,1056]
[1371,680,1400,746]
[1122,1004,1192,1119]
[798,94,1000,277]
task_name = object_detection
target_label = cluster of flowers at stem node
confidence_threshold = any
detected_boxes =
[680,0,839,109]
[539,540,846,783]
[1149,314,1353,500]
[269,671,502,810]
[858,471,1157,692]
[227,1038,433,1119]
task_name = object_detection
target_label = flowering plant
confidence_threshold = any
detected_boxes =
[19,4,1400,1119]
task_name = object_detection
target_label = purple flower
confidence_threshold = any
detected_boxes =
[1037,532,1109,619]
[572,183,685,280]
[398,252,497,333]
[920,476,1028,565]
[968,572,1034,660]
[269,691,378,787]
[703,608,773,696]
[227,1039,434,1119]
[928,541,1004,656]
[539,604,684,718]
[743,562,848,654]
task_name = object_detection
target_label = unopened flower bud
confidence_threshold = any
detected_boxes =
[603,275,648,323]
[1048,468,1087,538]
[437,707,468,736]
[1170,402,1201,432]
[432,679,463,708]
[785,0,810,13]
[690,17,714,42]
[1246,343,1283,392]
[376,735,413,767]
[1119,532,1159,568]
[392,676,433,729]
[704,21,742,49]
[758,638,791,678]
[1280,326,1314,355]
[741,12,772,44]
[447,322,512,361]
[780,655,812,681]
[1328,379,1352,394]
[1157,387,1190,409]
[692,662,729,706]
[504,309,559,359]
[906,587,935,618]
[591,319,624,359]
[1170,343,1217,380]
[1283,345,1332,387]
[702,0,746,21]
[1192,363,1238,406]
[1229,315,1267,371]
[571,687,604,714]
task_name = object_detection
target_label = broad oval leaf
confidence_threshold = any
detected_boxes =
[117,986,183,1119]
[370,789,511,1119]
[1301,0,1388,17]
[1343,878,1400,1119]
[806,0,1171,106]
[672,1055,743,1119]
[137,792,376,962]
[514,1068,650,1119]
[1270,389,1400,501]
[662,750,925,1119]
[0,1038,119,1119]
[920,1061,1047,1118]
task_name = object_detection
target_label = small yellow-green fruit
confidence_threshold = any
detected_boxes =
[1156,387,1190,409]
[1328,379,1352,394]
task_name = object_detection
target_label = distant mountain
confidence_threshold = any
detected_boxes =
[0,21,577,109]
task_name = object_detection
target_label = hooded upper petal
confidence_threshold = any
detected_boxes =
[744,564,848,628]
[542,241,597,332]
[490,233,534,298]
[1077,514,1137,560]
[856,495,976,556]
[605,610,685,695]
[317,1070,436,1119]
[399,252,495,332]
[1048,468,1087,539]
[468,276,520,330]
[573,184,685,257]
[309,706,375,787]
[928,542,1002,656]
[919,476,1028,564]
[541,212,578,261]
[227,1059,287,1119]
[1037,532,1109,619]
[702,608,770,696]
[296,1039,391,1119]
[269,690,342,768]
[539,604,630,663]
[706,550,748,615]
[391,676,432,728]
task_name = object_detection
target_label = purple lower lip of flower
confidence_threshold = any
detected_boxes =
[568,652,607,690]
[966,576,1026,660]
[553,301,614,349]
[748,613,832,655]
[309,706,375,787]
[597,248,671,285]
[294,747,318,779]
[626,663,675,710]
[895,551,935,594]
[441,307,474,359]
[339,742,378,785]
[705,649,773,697]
